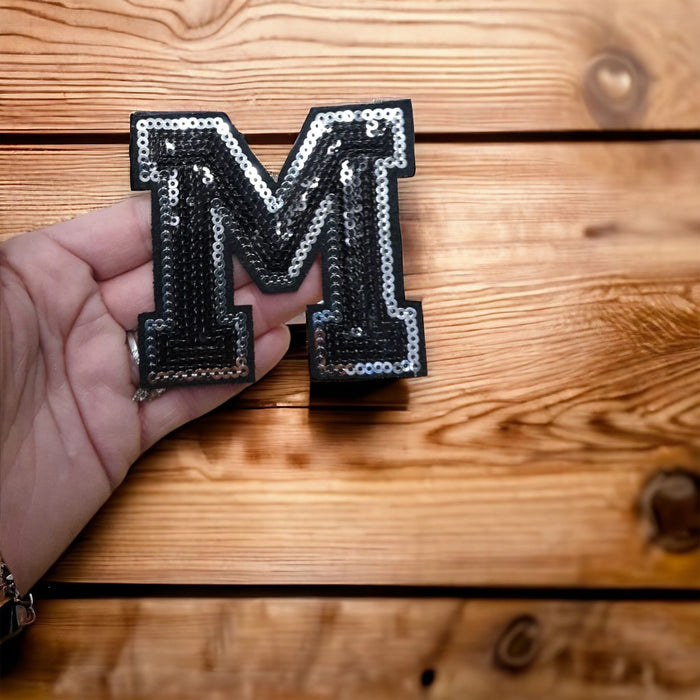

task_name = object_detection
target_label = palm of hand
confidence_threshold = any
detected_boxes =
[2,221,141,497]
[1,197,320,590]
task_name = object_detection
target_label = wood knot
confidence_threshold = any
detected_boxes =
[583,50,648,128]
[639,469,700,553]
[493,615,541,673]
[420,668,436,688]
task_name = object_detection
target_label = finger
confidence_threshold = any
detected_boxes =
[42,196,152,281]
[138,324,290,451]
[101,257,319,332]
[100,257,254,330]
[235,257,322,335]
[100,262,154,329]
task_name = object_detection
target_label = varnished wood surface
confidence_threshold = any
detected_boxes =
[2,141,698,586]
[2,0,700,134]
[3,598,700,699]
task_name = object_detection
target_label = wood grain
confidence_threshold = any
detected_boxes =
[3,598,700,699]
[2,1,700,134]
[2,140,698,586]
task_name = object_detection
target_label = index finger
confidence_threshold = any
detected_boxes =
[43,195,152,281]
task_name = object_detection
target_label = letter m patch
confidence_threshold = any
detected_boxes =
[131,100,427,388]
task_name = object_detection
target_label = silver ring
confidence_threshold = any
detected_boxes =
[126,331,166,402]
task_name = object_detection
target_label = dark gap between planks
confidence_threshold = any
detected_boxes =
[1,129,700,148]
[34,582,700,601]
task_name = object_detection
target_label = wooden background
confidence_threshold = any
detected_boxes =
[1,1,699,697]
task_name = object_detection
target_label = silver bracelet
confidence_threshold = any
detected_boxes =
[1,558,36,648]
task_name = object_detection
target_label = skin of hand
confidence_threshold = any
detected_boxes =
[0,196,321,593]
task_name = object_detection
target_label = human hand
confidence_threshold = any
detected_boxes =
[0,196,321,592]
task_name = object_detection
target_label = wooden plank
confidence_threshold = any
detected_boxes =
[1,1,699,134]
[3,598,700,699]
[2,141,700,586]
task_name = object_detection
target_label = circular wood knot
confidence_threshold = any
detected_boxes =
[639,469,700,553]
[493,614,541,673]
[583,50,648,128]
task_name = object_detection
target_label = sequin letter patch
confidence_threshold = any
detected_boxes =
[131,100,427,388]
